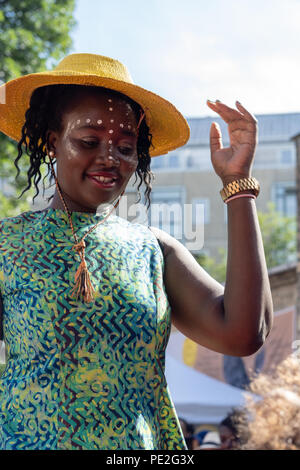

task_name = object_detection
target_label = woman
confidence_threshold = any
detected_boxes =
[0,53,273,450]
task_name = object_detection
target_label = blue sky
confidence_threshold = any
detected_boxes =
[71,0,300,117]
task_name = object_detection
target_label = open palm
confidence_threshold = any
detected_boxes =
[206,100,257,185]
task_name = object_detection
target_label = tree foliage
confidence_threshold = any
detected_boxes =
[0,0,76,215]
[0,190,32,218]
[196,247,227,285]
[258,202,296,268]
[196,202,297,283]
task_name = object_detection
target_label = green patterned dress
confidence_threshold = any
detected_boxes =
[0,208,187,450]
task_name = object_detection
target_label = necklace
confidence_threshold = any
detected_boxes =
[47,154,124,303]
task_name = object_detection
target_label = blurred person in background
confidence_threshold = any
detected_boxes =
[235,354,300,450]
[218,408,249,449]
[196,431,221,450]
[178,418,194,450]
[192,429,210,450]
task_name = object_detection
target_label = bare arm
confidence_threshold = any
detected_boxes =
[150,200,272,357]
[150,100,273,357]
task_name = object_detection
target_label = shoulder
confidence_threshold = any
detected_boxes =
[148,226,179,258]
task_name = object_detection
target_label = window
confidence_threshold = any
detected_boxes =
[273,182,297,217]
[184,148,211,171]
[186,155,194,168]
[151,156,165,169]
[280,149,294,166]
[253,148,277,168]
[254,146,295,169]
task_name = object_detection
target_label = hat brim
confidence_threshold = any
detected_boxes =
[0,71,190,157]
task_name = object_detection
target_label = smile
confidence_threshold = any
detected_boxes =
[92,175,116,183]
[86,174,118,188]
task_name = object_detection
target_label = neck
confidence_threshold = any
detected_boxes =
[48,190,97,214]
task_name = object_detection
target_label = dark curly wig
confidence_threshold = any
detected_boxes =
[14,84,155,210]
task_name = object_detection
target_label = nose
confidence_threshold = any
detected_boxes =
[95,140,120,166]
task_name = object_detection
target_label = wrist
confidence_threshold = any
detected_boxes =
[220,175,260,202]
[221,173,251,186]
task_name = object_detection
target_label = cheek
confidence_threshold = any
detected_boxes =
[63,139,82,162]
[56,140,87,183]
[124,155,139,173]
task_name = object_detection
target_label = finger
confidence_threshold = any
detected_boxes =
[207,99,243,123]
[210,122,223,153]
[235,101,257,123]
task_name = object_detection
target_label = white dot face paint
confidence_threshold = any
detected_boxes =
[65,94,140,168]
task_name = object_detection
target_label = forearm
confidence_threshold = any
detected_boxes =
[223,196,273,352]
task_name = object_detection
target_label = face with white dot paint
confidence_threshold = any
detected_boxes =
[47,88,141,213]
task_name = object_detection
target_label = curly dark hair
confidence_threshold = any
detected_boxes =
[236,355,300,450]
[219,408,250,448]
[14,84,155,210]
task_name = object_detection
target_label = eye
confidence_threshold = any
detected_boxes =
[118,146,134,155]
[81,139,98,148]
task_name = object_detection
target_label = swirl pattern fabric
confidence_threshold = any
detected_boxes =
[0,208,186,450]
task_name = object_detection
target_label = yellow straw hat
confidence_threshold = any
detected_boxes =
[0,53,190,157]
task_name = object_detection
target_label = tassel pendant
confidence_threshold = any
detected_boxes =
[70,239,95,303]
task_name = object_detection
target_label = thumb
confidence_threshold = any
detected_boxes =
[210,122,223,154]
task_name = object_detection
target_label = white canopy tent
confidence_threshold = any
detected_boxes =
[165,354,252,424]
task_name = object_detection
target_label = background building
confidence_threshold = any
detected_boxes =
[3,112,300,260]
[145,112,300,258]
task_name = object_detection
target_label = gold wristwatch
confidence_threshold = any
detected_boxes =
[220,176,260,202]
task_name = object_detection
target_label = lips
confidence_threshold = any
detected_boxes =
[88,175,117,183]
[86,171,119,181]
[85,172,120,189]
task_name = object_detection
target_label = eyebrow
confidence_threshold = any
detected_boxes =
[75,124,137,137]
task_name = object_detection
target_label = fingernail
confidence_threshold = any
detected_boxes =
[236,100,241,104]
[215,99,221,103]
[207,99,215,103]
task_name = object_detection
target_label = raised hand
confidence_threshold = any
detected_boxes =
[206,100,257,185]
